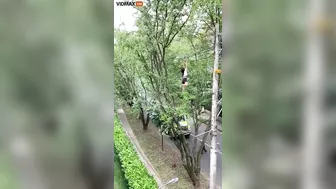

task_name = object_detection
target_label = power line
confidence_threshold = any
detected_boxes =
[189,134,222,155]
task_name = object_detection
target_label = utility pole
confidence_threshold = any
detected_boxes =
[209,23,220,189]
[301,0,326,188]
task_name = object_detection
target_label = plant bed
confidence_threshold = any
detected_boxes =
[114,147,128,189]
[114,116,158,189]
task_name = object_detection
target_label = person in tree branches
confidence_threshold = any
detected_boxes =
[202,145,207,154]
[181,61,188,91]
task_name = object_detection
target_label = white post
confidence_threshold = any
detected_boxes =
[209,23,220,189]
[301,0,326,188]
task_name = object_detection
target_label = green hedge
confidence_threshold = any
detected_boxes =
[114,116,158,189]
[114,146,128,189]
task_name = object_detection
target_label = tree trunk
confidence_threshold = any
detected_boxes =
[140,107,150,130]
[193,177,201,188]
[184,163,201,188]
[143,120,149,130]
[171,116,208,188]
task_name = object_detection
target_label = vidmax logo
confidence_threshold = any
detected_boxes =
[116,1,144,7]
[135,1,143,7]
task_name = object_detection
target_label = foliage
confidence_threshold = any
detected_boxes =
[114,0,222,186]
[114,116,157,189]
[114,147,128,189]
[148,108,162,127]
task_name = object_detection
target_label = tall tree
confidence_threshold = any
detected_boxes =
[122,0,221,187]
[114,30,151,130]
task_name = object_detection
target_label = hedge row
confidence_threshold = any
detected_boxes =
[114,116,158,189]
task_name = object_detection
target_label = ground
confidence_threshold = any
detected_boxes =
[123,107,210,189]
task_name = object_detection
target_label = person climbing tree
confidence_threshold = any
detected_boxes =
[201,145,207,154]
[181,60,188,91]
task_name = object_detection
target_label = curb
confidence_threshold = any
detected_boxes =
[117,108,165,188]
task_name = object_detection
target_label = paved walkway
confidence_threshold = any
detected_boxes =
[116,108,164,188]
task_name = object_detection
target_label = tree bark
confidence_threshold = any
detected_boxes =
[140,107,150,130]
[194,177,201,188]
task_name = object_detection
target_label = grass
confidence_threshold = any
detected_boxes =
[114,149,128,189]
[123,107,209,189]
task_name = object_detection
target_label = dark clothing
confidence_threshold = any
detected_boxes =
[201,146,207,154]
[182,77,187,84]
[181,68,185,77]
[181,67,187,84]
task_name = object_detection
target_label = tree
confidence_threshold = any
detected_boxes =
[114,0,221,187]
[114,30,151,130]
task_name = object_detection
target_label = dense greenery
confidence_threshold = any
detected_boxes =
[114,147,128,189]
[114,116,157,189]
[114,0,221,187]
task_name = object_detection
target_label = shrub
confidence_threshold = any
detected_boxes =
[148,109,162,127]
[114,116,158,189]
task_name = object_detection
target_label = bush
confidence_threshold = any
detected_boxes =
[148,109,162,127]
[114,116,158,189]
[114,146,128,189]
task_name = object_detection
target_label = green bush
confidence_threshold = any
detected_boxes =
[114,116,158,189]
[148,109,162,128]
[114,146,128,189]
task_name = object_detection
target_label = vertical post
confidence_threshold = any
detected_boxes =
[301,0,326,188]
[209,23,220,189]
[162,134,164,151]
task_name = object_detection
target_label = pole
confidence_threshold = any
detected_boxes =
[162,134,164,151]
[209,23,220,189]
[301,0,326,188]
